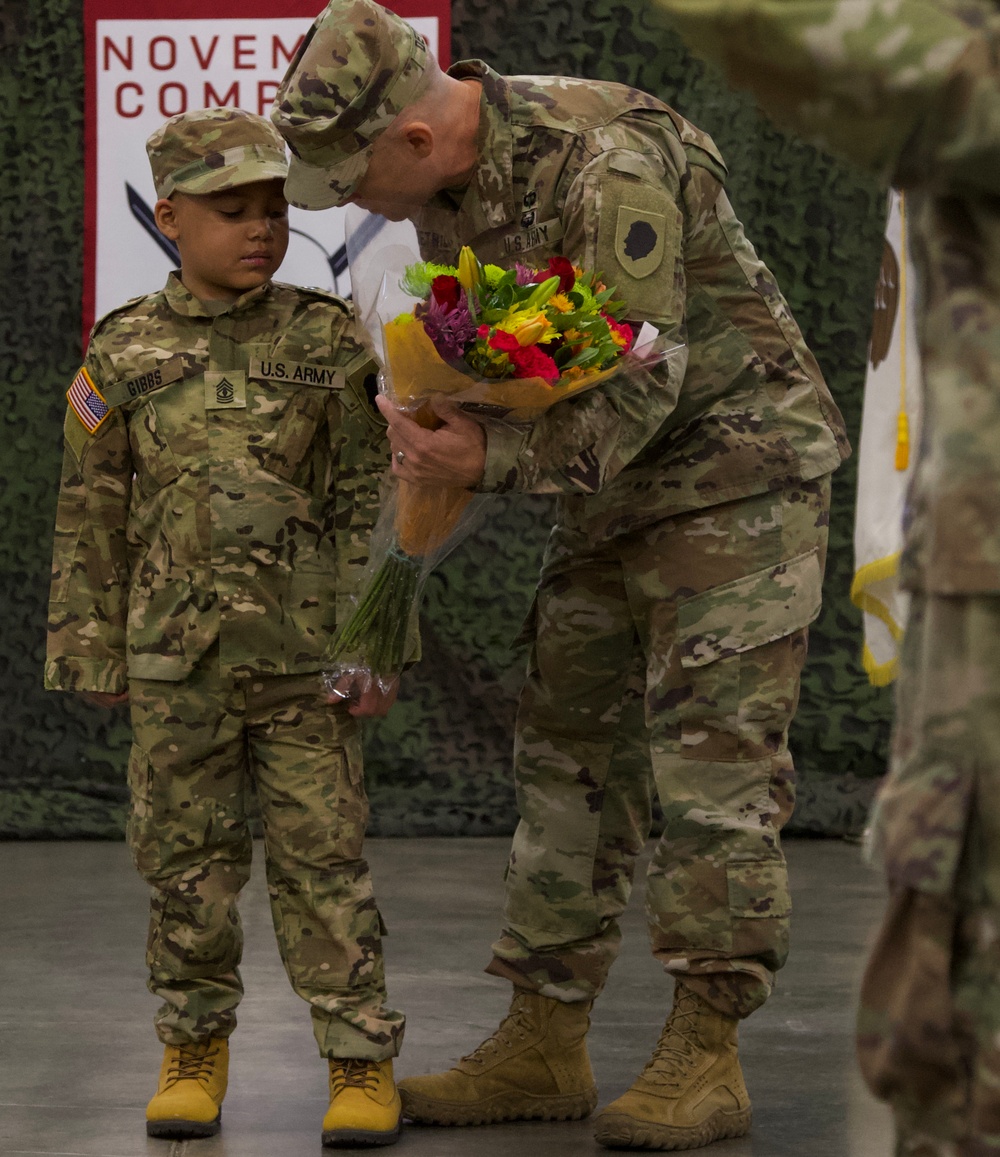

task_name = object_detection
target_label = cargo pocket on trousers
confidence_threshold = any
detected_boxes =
[726,858,792,971]
[676,548,822,761]
[126,744,160,876]
[727,859,792,921]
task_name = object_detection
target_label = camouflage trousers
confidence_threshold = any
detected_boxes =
[126,651,403,1059]
[858,593,1000,1155]
[488,477,831,1019]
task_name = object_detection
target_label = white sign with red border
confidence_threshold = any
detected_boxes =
[83,0,450,338]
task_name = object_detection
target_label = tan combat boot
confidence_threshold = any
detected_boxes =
[322,1058,401,1147]
[593,984,751,1150]
[397,989,598,1125]
[145,1038,228,1138]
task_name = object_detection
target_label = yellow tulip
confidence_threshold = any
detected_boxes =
[513,314,554,346]
[457,246,481,291]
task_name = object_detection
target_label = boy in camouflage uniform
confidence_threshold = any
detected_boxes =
[271,1,849,1149]
[45,106,404,1148]
[654,1,1000,1153]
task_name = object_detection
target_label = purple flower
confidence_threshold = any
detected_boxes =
[514,263,537,286]
[421,293,477,361]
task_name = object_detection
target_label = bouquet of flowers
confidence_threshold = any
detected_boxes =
[328,231,681,690]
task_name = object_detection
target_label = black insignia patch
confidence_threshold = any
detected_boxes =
[623,220,659,261]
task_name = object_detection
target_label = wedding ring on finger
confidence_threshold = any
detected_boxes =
[395,450,405,465]
[329,687,350,700]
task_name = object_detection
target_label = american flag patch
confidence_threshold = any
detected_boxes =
[67,366,111,433]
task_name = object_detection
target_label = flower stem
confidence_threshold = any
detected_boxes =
[329,547,422,680]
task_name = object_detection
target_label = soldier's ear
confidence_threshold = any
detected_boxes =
[400,121,434,160]
[154,197,180,240]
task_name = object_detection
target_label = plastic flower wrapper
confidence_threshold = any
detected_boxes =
[326,208,684,691]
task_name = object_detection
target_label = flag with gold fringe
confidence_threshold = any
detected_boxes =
[850,190,922,686]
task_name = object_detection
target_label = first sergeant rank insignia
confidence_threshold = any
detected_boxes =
[205,370,246,409]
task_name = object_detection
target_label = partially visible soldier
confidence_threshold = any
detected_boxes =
[272,1,850,1149]
[45,106,405,1148]
[653,0,1000,1152]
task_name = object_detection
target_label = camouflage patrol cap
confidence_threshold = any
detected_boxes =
[147,107,289,199]
[271,0,431,210]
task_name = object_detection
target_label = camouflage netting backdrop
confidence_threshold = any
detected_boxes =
[0,0,890,840]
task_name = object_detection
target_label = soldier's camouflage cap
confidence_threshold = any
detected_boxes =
[271,0,431,210]
[147,107,289,199]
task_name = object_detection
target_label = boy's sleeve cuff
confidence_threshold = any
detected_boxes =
[44,656,127,694]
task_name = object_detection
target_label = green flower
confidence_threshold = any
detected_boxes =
[399,261,458,298]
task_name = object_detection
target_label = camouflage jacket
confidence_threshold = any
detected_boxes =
[413,62,848,543]
[45,274,386,691]
[658,0,1000,594]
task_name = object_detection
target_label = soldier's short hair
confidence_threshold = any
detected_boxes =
[271,0,432,210]
[146,107,289,200]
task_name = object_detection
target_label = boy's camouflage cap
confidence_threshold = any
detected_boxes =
[147,107,289,199]
[270,0,431,210]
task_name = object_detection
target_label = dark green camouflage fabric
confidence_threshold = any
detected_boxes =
[45,271,403,1058]
[655,0,1000,1147]
[2,0,891,845]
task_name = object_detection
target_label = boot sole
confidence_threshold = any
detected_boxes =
[593,1106,752,1151]
[322,1123,401,1147]
[400,1086,598,1126]
[146,1112,221,1139]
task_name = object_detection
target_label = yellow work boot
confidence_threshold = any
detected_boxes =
[145,1038,228,1138]
[593,984,751,1150]
[397,989,597,1125]
[322,1058,401,1147]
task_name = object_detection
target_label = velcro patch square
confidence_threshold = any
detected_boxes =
[205,371,247,410]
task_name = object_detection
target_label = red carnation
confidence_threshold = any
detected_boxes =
[508,343,559,383]
[487,330,521,353]
[431,275,462,311]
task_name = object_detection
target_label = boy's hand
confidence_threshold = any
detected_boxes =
[348,679,399,718]
[376,395,486,488]
[79,690,129,709]
[326,675,399,718]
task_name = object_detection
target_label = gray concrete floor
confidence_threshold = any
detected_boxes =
[0,836,894,1157]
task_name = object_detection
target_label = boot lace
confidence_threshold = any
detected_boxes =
[164,1042,220,1088]
[460,994,536,1067]
[329,1058,380,1094]
[641,988,707,1088]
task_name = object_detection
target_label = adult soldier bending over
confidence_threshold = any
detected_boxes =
[272,1,849,1149]
[45,107,404,1148]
